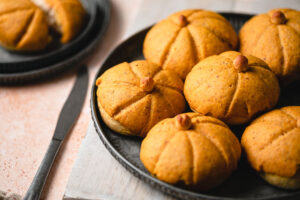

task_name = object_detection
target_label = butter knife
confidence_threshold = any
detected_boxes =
[23,65,89,200]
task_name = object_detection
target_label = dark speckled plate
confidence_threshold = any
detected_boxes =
[91,13,300,200]
[0,0,110,84]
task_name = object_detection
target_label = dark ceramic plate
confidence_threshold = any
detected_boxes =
[91,13,300,200]
[0,0,110,84]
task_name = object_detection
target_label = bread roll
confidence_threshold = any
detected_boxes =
[96,60,186,137]
[242,106,300,189]
[240,8,300,83]
[32,0,86,43]
[184,51,280,125]
[143,9,238,79]
[0,0,51,51]
[141,113,241,190]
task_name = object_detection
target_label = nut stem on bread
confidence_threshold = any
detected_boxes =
[143,9,238,79]
[177,15,188,27]
[233,55,248,73]
[271,11,287,24]
[140,77,154,92]
[175,114,192,130]
[140,112,241,190]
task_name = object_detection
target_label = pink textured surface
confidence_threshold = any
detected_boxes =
[0,72,77,195]
[0,0,135,199]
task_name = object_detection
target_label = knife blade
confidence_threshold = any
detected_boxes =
[23,65,89,200]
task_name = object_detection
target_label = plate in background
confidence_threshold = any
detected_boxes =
[0,0,110,84]
[91,13,300,200]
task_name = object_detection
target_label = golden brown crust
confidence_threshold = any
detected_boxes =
[96,60,186,137]
[242,106,300,179]
[0,0,51,51]
[0,0,34,14]
[45,0,86,43]
[184,51,280,125]
[239,8,300,82]
[143,9,238,79]
[140,112,241,190]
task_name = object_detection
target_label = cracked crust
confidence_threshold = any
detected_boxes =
[242,106,300,189]
[239,8,300,83]
[0,0,51,51]
[143,9,238,79]
[96,60,185,137]
[184,51,280,125]
[140,112,241,190]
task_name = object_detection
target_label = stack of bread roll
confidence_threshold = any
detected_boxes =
[96,8,300,191]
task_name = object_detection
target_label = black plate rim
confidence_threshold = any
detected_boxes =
[0,0,111,84]
[90,12,300,200]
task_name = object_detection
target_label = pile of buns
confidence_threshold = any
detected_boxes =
[96,8,300,191]
[0,0,85,51]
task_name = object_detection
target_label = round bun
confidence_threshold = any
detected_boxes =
[140,113,241,190]
[143,9,238,79]
[32,0,86,43]
[239,8,300,82]
[0,0,51,51]
[96,60,186,137]
[184,51,280,125]
[242,106,300,189]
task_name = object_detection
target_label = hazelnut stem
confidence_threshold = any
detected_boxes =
[140,77,154,92]
[271,11,287,24]
[96,78,102,86]
[175,114,192,130]
[233,55,248,73]
[297,119,300,127]
[177,15,188,27]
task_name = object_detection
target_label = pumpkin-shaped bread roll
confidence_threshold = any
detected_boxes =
[32,0,86,43]
[143,9,238,79]
[240,8,300,82]
[96,60,185,137]
[242,106,300,189]
[184,51,280,125]
[140,113,241,190]
[0,0,51,51]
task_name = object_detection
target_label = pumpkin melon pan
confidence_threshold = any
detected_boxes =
[96,60,186,137]
[141,113,241,191]
[143,9,238,79]
[0,0,52,51]
[184,51,280,125]
[242,106,300,190]
[239,8,300,83]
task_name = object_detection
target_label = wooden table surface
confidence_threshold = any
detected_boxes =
[0,0,299,200]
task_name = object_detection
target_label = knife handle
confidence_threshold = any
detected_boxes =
[23,139,61,200]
